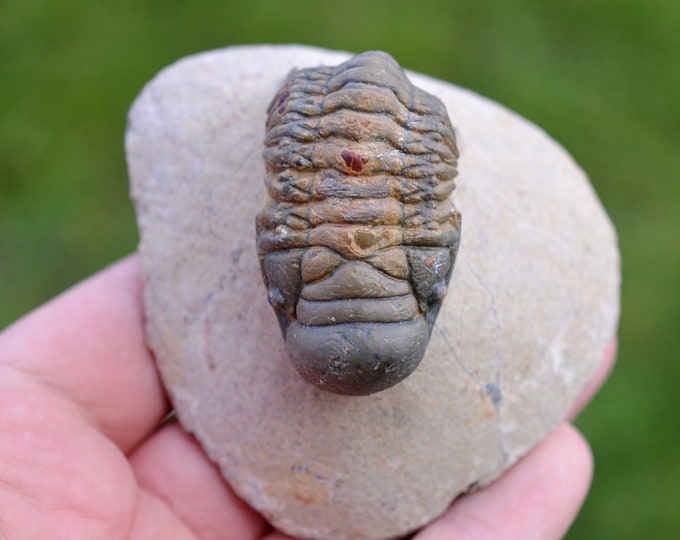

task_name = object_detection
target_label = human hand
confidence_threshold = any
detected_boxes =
[0,256,616,540]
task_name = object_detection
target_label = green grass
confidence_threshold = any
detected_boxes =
[1,0,678,537]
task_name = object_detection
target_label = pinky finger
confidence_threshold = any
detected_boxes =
[414,423,593,540]
[129,423,271,540]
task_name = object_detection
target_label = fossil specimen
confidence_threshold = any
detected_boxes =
[256,51,461,395]
[130,44,620,539]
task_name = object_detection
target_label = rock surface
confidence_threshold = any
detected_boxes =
[127,45,620,540]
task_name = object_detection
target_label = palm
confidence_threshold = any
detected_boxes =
[0,257,615,540]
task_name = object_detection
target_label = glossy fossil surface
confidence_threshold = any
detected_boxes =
[257,51,461,395]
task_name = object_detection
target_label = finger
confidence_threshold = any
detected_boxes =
[567,337,617,420]
[127,489,199,540]
[261,533,299,540]
[0,368,139,539]
[129,422,271,540]
[414,423,593,540]
[0,255,168,452]
[1,368,200,540]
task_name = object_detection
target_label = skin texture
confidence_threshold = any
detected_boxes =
[0,255,616,540]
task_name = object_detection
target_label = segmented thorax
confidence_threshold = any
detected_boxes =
[256,51,461,395]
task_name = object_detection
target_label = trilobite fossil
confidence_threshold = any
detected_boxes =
[256,51,461,396]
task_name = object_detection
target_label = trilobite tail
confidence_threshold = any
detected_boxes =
[286,319,430,395]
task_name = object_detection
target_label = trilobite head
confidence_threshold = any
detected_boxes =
[256,51,461,396]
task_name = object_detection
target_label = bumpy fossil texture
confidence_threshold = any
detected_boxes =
[256,51,461,395]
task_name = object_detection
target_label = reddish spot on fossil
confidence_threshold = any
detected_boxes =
[341,150,369,173]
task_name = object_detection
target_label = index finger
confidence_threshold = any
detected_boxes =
[0,255,169,452]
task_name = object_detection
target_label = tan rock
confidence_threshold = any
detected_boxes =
[127,45,620,540]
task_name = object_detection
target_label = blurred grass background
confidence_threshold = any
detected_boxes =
[1,0,678,537]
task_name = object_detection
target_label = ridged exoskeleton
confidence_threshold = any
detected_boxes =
[257,51,461,395]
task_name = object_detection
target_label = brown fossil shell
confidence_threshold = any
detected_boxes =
[256,51,461,396]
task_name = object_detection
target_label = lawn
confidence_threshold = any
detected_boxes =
[1,0,678,537]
